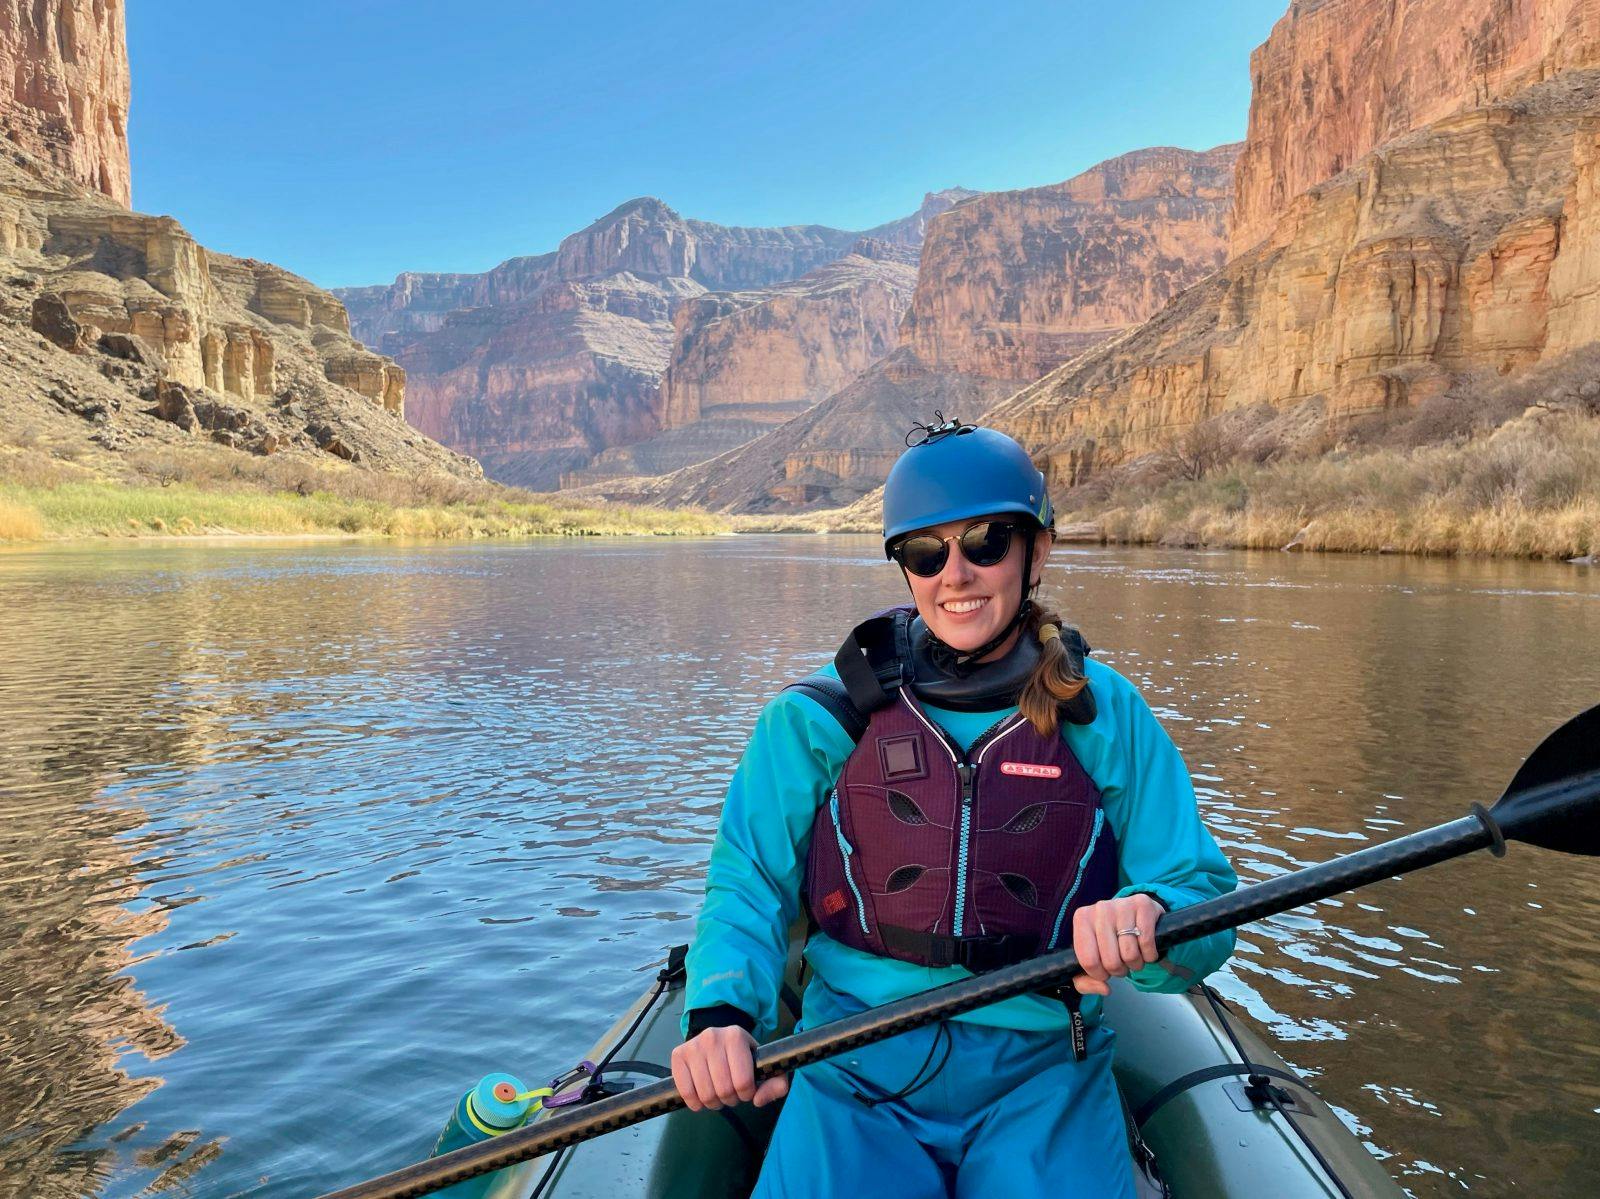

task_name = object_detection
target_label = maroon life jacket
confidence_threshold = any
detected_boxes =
[799,610,1118,974]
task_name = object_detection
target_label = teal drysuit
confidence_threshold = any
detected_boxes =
[683,653,1237,1197]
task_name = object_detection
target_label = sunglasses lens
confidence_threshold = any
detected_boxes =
[960,521,1014,567]
[896,536,948,577]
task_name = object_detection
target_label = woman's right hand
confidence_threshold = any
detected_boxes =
[670,1025,791,1111]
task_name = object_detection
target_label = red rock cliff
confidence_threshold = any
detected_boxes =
[1231,0,1600,254]
[902,145,1239,382]
[0,0,130,206]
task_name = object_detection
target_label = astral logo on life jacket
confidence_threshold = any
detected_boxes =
[794,607,1117,976]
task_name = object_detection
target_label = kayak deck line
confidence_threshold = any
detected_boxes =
[479,944,1402,1199]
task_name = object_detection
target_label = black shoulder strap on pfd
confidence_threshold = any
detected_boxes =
[782,672,869,743]
[831,605,917,717]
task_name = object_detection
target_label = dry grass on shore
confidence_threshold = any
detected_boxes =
[740,409,1600,561]
[1070,410,1600,559]
[0,444,728,542]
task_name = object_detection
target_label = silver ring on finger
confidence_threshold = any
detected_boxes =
[1116,927,1142,937]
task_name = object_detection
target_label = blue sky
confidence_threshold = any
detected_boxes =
[126,1,1286,290]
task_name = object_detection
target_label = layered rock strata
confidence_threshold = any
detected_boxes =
[575,348,1016,512]
[660,243,918,428]
[0,147,476,481]
[0,0,130,206]
[338,197,863,352]
[987,72,1600,490]
[396,271,697,489]
[340,196,957,489]
[1231,0,1600,253]
[903,145,1239,381]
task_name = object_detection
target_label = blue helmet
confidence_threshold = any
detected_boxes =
[882,417,1053,556]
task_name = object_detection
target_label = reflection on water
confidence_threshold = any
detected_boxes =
[0,539,1597,1196]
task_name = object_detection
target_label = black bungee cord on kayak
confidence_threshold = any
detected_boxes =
[842,1021,954,1108]
[524,947,690,1199]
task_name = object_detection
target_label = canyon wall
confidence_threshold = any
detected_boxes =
[660,242,917,429]
[574,348,1017,512]
[2,145,472,480]
[903,145,1238,381]
[0,0,130,206]
[987,72,1600,490]
[601,145,1246,512]
[339,195,952,489]
[1231,0,1600,253]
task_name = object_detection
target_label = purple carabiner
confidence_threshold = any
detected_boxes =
[543,1059,597,1107]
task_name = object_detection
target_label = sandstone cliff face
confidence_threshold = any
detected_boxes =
[987,72,1600,490]
[0,0,130,206]
[660,245,918,429]
[560,243,917,488]
[903,146,1239,381]
[1231,0,1600,254]
[397,271,699,488]
[0,147,475,481]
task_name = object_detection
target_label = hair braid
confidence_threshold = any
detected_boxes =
[1017,601,1088,738]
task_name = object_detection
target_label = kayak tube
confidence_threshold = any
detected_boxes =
[481,947,1402,1199]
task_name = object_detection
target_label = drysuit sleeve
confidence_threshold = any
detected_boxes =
[1080,660,1238,994]
[682,683,857,1040]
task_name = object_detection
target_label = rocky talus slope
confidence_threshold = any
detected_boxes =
[986,70,1600,489]
[903,145,1238,381]
[0,0,130,206]
[0,145,479,484]
[1231,0,1600,253]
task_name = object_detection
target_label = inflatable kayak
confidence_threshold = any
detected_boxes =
[471,946,1402,1199]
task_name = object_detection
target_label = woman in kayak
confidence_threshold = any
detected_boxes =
[671,416,1237,1198]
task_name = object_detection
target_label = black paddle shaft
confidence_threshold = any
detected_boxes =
[315,714,1600,1199]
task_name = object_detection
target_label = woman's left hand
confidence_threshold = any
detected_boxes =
[1069,894,1165,996]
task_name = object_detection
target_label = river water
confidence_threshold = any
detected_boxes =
[1,537,1597,1198]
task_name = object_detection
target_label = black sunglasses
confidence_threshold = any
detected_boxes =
[890,520,1019,578]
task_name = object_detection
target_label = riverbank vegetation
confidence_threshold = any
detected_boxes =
[1063,366,1600,558]
[743,379,1600,560]
[0,444,728,542]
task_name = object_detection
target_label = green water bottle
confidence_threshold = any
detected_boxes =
[430,1072,537,1198]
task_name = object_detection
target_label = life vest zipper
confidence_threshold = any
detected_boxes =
[1047,808,1106,949]
[829,788,870,936]
[954,763,974,936]
[897,694,1027,942]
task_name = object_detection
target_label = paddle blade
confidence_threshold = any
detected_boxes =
[1488,705,1600,855]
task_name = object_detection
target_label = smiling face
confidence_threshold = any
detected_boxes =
[899,516,1054,661]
